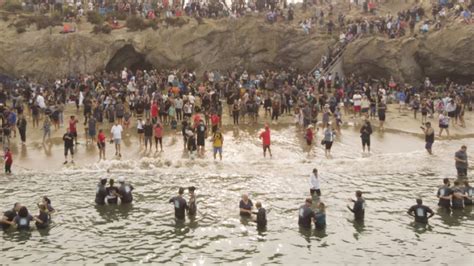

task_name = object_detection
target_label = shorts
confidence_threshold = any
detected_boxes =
[399,101,405,105]
[378,114,386,121]
[306,139,312,146]
[71,132,77,138]
[362,138,370,147]
[354,106,361,113]
[88,130,96,137]
[456,167,467,177]
[310,189,321,197]
[361,108,369,114]
[114,139,121,145]
[263,145,271,152]
[325,141,333,150]
[425,142,433,150]
[213,147,222,154]
[64,146,74,156]
[439,124,448,129]
[97,142,105,149]
[197,138,205,146]
[137,129,144,134]
[447,111,456,118]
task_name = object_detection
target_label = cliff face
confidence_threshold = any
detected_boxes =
[0,16,333,79]
[0,15,473,83]
[342,24,474,84]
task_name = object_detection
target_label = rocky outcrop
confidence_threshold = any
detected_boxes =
[0,16,334,79]
[342,24,474,84]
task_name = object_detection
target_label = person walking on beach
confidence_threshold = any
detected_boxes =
[421,122,435,155]
[259,124,272,158]
[110,121,123,157]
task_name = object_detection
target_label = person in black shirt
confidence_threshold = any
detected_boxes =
[95,178,108,205]
[196,120,207,156]
[360,121,372,153]
[348,190,365,221]
[421,122,435,155]
[35,204,50,229]
[169,187,188,220]
[407,199,434,224]
[143,119,153,152]
[452,180,467,210]
[63,128,74,164]
[117,177,134,204]
[298,198,314,229]
[187,186,197,216]
[437,178,452,209]
[105,179,120,205]
[0,202,22,230]
[17,115,27,145]
[254,201,267,229]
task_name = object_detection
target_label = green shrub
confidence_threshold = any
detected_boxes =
[87,10,104,25]
[2,0,23,13]
[92,24,112,34]
[165,16,188,27]
[106,11,127,22]
[126,16,147,31]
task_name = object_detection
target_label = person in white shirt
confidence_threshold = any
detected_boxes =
[353,92,362,116]
[309,168,322,197]
[110,122,123,157]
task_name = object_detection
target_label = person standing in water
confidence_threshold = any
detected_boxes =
[110,121,123,157]
[437,178,452,210]
[309,168,322,197]
[347,190,365,221]
[3,148,13,174]
[463,181,473,206]
[97,129,106,161]
[323,125,336,157]
[0,203,22,230]
[187,186,197,216]
[169,187,188,220]
[407,199,434,224]
[454,145,468,178]
[360,120,372,153]
[254,202,267,230]
[421,122,435,155]
[298,198,315,229]
[63,128,75,164]
[105,179,120,205]
[259,124,272,158]
[117,177,134,204]
[95,177,108,205]
[314,202,326,230]
[212,129,223,160]
[239,194,253,217]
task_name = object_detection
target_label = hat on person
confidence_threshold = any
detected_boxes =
[118,177,125,183]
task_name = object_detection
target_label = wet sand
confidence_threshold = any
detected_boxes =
[3,103,473,172]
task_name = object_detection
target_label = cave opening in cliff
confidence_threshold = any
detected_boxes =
[105,45,153,73]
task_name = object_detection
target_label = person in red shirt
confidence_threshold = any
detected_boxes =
[151,101,159,124]
[154,122,164,152]
[211,113,220,134]
[4,148,13,174]
[259,124,272,158]
[305,125,315,155]
[97,129,106,161]
[69,116,79,145]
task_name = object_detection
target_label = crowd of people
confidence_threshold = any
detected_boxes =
[0,62,472,232]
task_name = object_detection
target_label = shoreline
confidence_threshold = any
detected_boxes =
[2,102,472,172]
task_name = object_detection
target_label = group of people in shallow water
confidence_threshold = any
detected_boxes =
[0,197,55,231]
